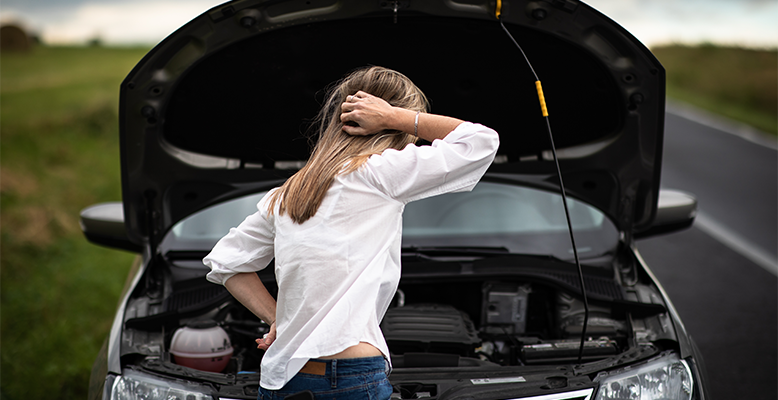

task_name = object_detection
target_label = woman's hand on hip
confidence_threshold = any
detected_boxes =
[255,321,276,350]
[340,91,399,136]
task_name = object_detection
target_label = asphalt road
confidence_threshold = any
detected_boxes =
[636,105,778,400]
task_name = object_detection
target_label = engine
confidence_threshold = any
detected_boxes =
[158,279,627,373]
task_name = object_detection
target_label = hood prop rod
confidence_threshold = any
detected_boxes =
[496,10,590,366]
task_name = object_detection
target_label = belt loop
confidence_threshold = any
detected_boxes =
[330,359,337,388]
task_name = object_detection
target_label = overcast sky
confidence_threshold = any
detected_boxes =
[2,0,777,48]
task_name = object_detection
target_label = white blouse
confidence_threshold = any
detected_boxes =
[203,122,499,389]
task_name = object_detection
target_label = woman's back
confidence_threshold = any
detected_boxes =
[204,67,499,395]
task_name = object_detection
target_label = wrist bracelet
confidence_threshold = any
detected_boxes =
[414,111,420,137]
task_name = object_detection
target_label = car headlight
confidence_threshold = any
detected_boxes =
[111,369,212,400]
[594,352,693,400]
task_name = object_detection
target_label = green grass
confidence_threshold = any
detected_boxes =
[652,44,778,135]
[1,45,147,400]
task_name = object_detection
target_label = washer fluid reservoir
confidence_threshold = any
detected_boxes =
[170,320,233,372]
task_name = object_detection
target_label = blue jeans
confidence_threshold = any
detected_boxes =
[258,356,393,400]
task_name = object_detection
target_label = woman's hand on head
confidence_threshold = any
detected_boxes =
[340,91,397,136]
[255,321,276,350]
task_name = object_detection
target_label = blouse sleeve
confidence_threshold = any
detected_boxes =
[361,122,499,203]
[203,191,277,285]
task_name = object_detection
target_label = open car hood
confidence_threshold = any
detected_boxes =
[120,0,664,247]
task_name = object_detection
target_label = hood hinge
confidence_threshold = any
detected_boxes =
[144,189,160,256]
[619,195,635,244]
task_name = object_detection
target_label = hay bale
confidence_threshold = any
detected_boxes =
[1,24,32,52]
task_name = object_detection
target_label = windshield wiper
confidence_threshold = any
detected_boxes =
[401,246,511,259]
[401,247,575,264]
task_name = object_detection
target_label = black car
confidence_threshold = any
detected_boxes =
[82,1,709,399]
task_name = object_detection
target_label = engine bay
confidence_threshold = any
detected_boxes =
[123,259,644,376]
[112,254,685,399]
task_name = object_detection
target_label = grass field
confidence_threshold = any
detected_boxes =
[652,44,777,135]
[1,46,147,399]
[0,43,775,399]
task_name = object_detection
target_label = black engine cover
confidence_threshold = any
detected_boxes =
[381,304,480,356]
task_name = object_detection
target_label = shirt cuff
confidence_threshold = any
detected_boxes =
[204,259,239,285]
[438,121,475,143]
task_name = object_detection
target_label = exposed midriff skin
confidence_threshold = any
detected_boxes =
[319,342,382,359]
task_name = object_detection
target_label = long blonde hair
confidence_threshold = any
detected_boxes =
[266,66,430,223]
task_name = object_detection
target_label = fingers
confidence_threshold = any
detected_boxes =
[341,102,355,113]
[341,95,357,116]
[340,96,364,135]
[341,110,371,136]
[344,91,374,108]
[345,91,366,104]
[255,334,275,350]
[256,338,271,350]
[255,321,277,350]
[342,92,363,111]
[348,91,369,102]
[342,91,380,112]
[340,110,355,125]
[340,91,392,136]
[341,121,368,136]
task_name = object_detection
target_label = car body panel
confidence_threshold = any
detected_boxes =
[119,0,664,248]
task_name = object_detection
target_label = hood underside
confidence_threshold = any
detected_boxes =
[120,0,665,246]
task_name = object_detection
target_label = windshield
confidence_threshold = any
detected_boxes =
[162,181,618,260]
[402,182,618,260]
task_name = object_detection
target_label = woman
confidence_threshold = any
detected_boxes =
[204,66,499,399]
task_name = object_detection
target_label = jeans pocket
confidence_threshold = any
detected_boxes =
[367,376,393,400]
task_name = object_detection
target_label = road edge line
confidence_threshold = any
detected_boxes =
[666,101,778,151]
[695,212,778,276]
